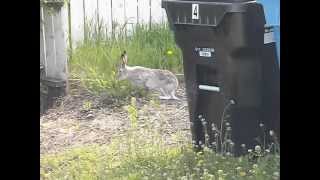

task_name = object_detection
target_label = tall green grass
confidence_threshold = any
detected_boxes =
[69,19,183,97]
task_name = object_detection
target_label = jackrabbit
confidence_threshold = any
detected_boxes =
[117,51,180,100]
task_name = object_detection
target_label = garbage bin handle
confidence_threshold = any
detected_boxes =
[199,85,220,92]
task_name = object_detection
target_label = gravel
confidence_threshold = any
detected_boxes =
[40,83,191,155]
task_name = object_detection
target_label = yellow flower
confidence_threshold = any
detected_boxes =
[239,171,246,177]
[166,50,173,55]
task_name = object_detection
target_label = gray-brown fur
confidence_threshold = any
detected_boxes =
[117,51,180,100]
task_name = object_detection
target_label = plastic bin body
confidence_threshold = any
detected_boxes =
[163,0,279,155]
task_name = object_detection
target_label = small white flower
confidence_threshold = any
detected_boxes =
[225,122,230,126]
[269,130,275,136]
[253,164,258,169]
[265,149,270,153]
[255,145,262,153]
[259,123,264,127]
[230,99,235,104]
[273,172,280,177]
[248,149,253,153]
[198,115,203,119]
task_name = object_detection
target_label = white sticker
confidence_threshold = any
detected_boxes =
[192,4,199,20]
[199,51,212,57]
[195,47,215,58]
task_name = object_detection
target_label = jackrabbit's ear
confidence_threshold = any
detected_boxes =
[121,51,128,66]
[119,52,127,68]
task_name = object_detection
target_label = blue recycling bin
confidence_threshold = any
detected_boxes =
[258,0,280,67]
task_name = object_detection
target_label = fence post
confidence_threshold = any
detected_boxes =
[66,1,72,94]
[137,0,139,25]
[67,1,72,57]
[124,0,127,38]
[111,0,114,38]
[83,0,87,41]
[149,0,152,30]
[96,0,100,41]
[40,6,47,78]
[97,0,99,24]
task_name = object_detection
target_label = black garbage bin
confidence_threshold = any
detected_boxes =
[162,0,279,155]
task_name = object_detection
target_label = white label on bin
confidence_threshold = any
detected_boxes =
[192,4,199,20]
[264,31,275,44]
[195,47,215,58]
[199,51,212,57]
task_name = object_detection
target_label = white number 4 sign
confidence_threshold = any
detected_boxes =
[192,4,199,20]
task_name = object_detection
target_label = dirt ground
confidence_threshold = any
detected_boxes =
[40,82,192,155]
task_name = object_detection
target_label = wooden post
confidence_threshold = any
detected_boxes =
[97,0,99,24]
[124,0,127,39]
[43,7,56,79]
[52,7,67,82]
[42,4,68,81]
[111,0,114,38]
[40,3,68,112]
[96,0,100,41]
[149,0,152,30]
[67,2,72,58]
[40,6,47,78]
[67,1,72,94]
[83,0,87,41]
[137,0,139,25]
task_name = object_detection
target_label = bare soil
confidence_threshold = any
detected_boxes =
[40,82,191,155]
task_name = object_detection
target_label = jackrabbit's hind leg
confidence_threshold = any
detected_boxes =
[159,95,171,100]
[159,88,171,100]
[170,90,180,100]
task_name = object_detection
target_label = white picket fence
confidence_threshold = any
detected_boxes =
[40,0,168,82]
[70,0,167,46]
